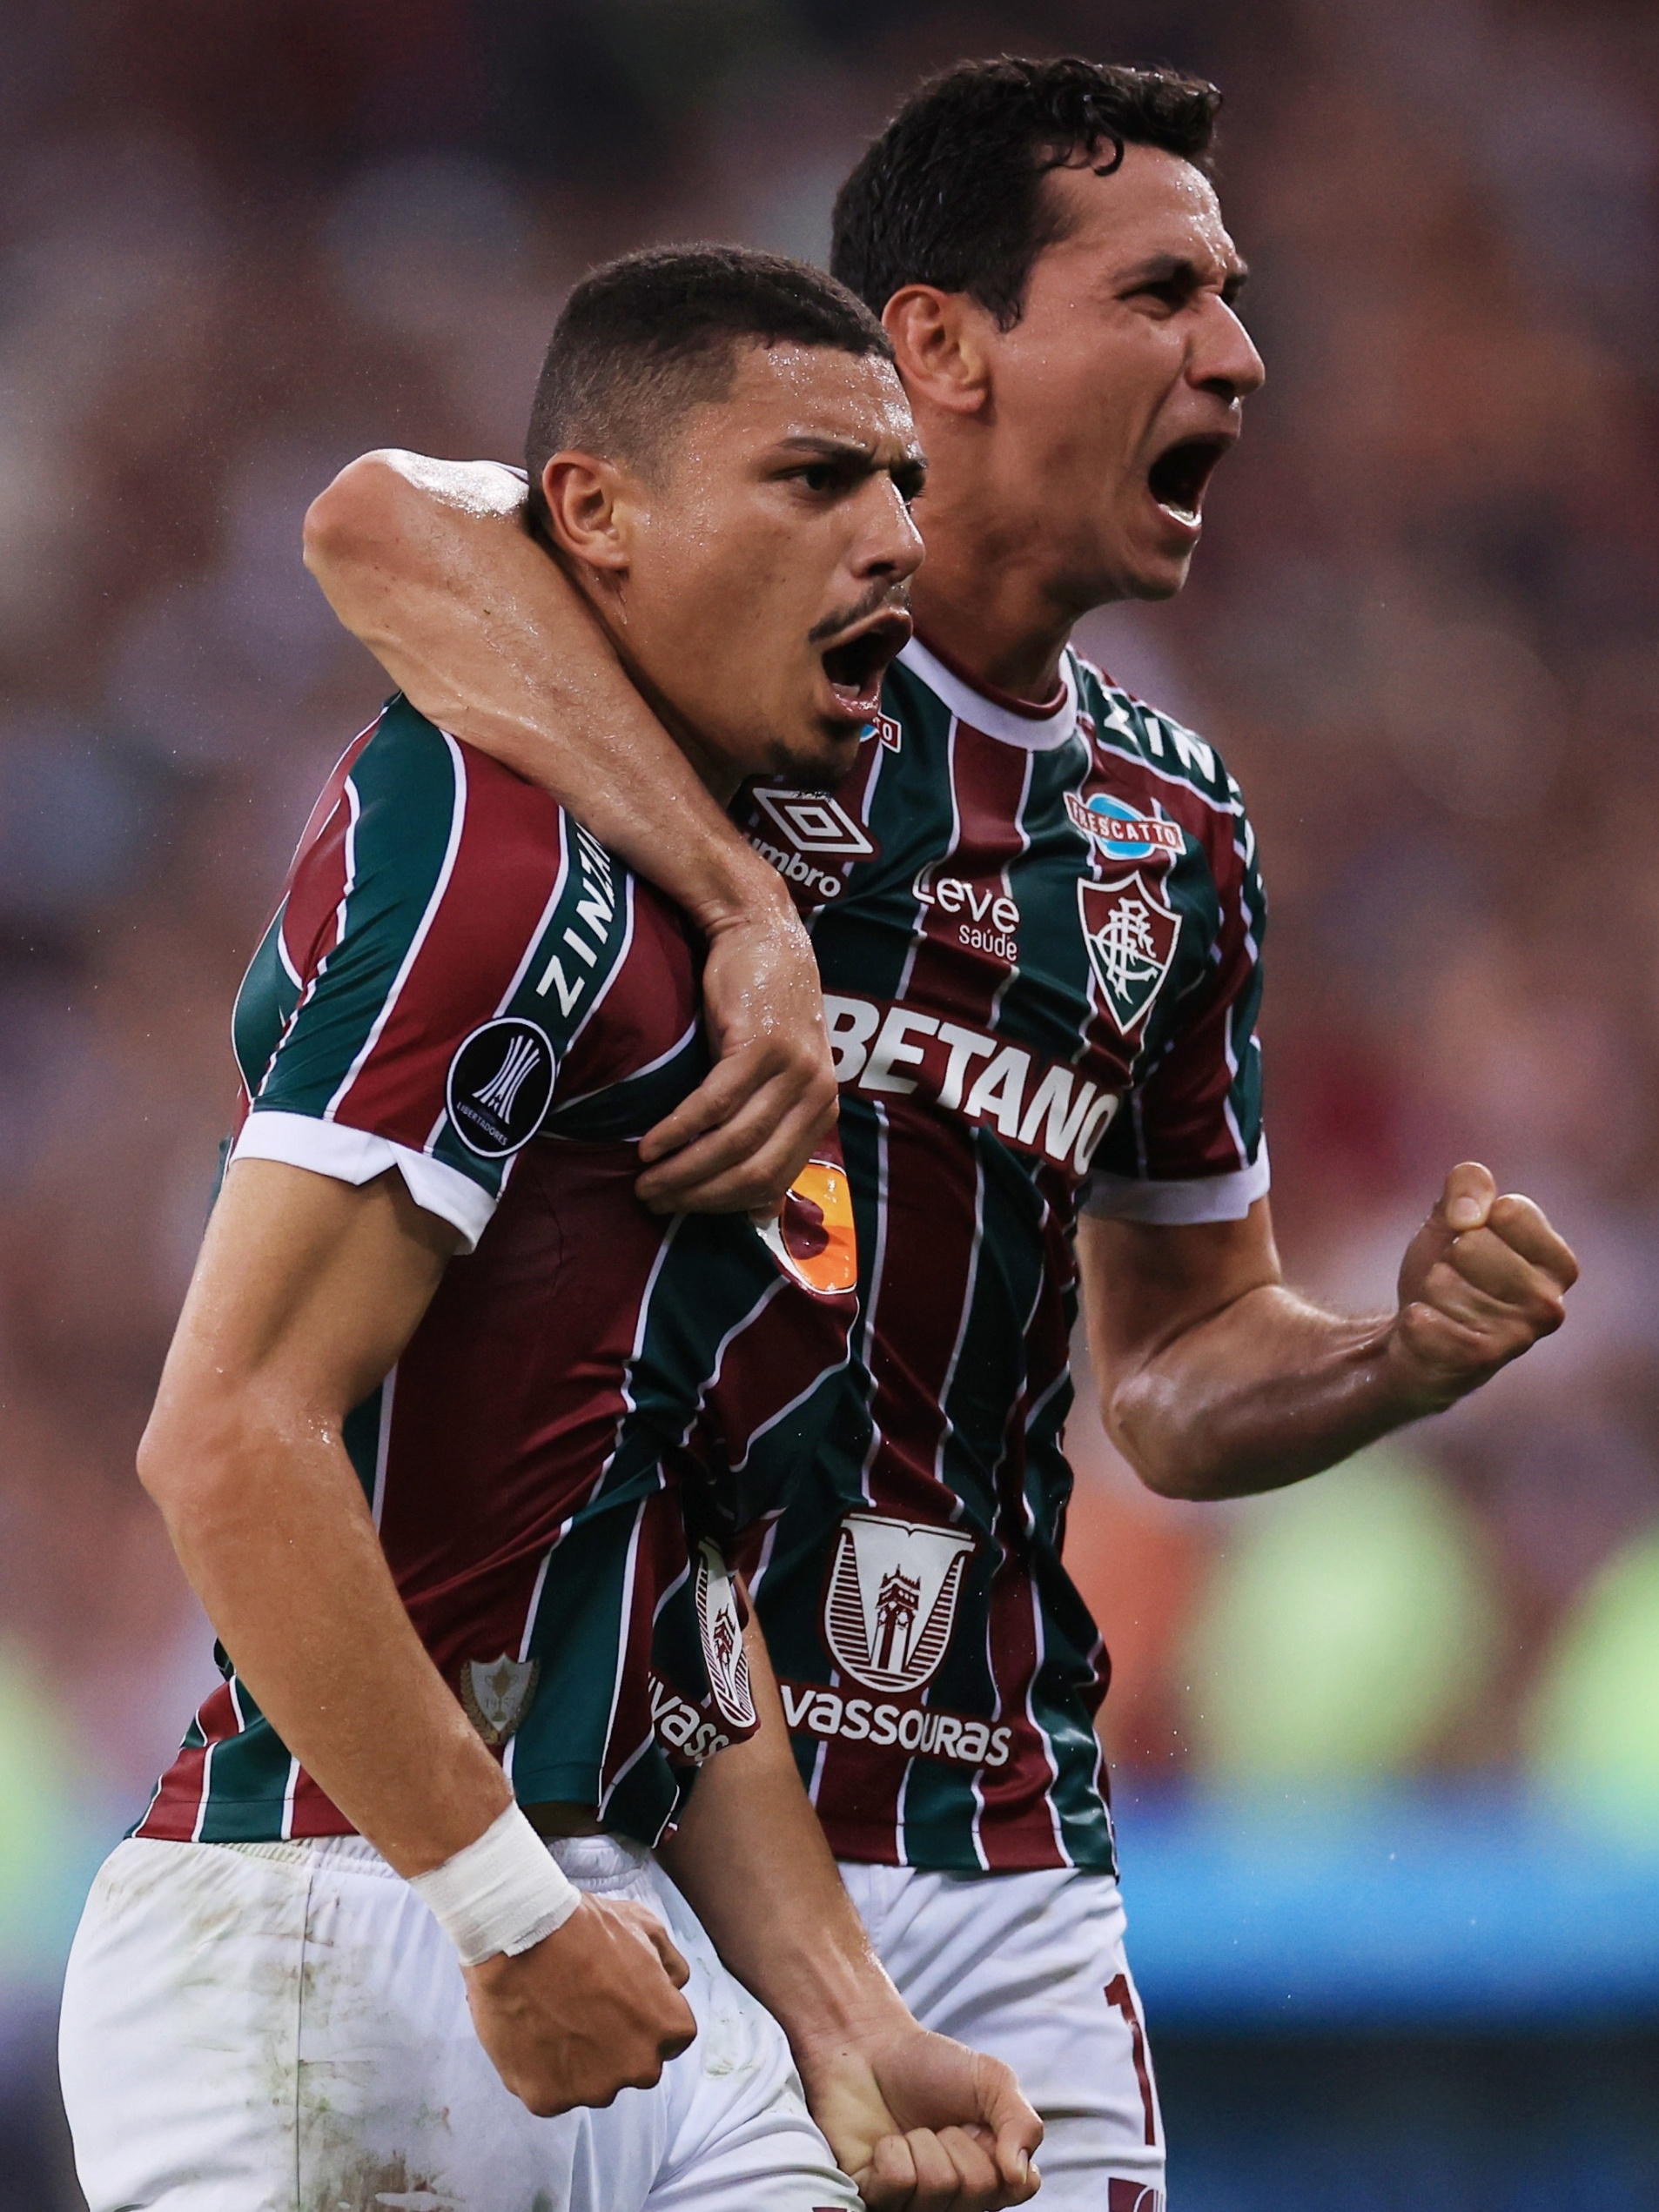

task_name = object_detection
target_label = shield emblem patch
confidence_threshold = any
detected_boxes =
[460,1653,540,1746]
[823,1513,976,1696]
[1078,872,1181,1036]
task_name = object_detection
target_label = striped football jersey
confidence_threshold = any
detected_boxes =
[138,696,856,1850]
[735,636,1267,1873]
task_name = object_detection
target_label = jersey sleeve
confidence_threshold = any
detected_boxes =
[1083,767,1268,1226]
[232,699,600,1251]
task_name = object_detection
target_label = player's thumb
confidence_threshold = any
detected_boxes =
[612,1899,693,1992]
[643,1921,692,1992]
[977,2054,1044,2197]
[1435,1160,1496,1237]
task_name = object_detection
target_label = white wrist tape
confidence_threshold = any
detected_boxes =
[408,1803,582,1967]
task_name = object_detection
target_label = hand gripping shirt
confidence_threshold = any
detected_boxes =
[734,637,1267,1873]
[139,697,856,1851]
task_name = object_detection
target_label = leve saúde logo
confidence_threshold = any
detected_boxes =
[460,1653,540,1746]
[695,1541,757,1732]
[1078,872,1181,1037]
[823,1513,975,1695]
[756,1157,857,1297]
[446,1016,556,1158]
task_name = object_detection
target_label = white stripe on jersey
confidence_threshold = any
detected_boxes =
[1025,1578,1073,1869]
[326,733,468,1123]
[333,776,362,959]
[419,807,572,1158]
[559,868,635,1061]
[594,1501,648,1820]
[501,1541,560,1788]
[191,1739,215,1844]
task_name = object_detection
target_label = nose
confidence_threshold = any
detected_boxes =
[1193,296,1266,405]
[853,473,925,587]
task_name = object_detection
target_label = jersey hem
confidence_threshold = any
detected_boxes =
[1082,1142,1270,1225]
[820,1823,1119,1878]
[233,1109,497,1251]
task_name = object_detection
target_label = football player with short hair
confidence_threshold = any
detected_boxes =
[57,245,1044,2212]
[302,57,1578,2208]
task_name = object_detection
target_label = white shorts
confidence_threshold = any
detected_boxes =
[58,1831,859,2212]
[840,1861,1165,2212]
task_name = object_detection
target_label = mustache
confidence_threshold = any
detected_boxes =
[807,579,912,647]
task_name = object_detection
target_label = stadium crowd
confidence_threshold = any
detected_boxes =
[1,0,1656,2055]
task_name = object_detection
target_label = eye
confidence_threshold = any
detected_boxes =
[799,461,838,493]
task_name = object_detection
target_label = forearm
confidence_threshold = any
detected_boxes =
[304,453,784,936]
[656,1625,907,2059]
[1105,1283,1416,1501]
[153,1407,511,1872]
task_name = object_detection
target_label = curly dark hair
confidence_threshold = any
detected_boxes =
[831,56,1222,331]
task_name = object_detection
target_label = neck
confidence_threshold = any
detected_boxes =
[910,560,1073,704]
[902,478,1084,707]
[903,419,1121,705]
[572,565,739,804]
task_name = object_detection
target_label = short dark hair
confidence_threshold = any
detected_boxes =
[832,57,1222,331]
[525,244,892,522]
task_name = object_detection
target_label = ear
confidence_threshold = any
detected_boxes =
[883,285,994,418]
[539,451,639,574]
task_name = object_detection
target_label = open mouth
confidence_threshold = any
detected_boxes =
[1146,434,1232,525]
[820,608,913,716]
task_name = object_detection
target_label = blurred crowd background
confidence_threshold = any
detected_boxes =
[2,0,1657,2204]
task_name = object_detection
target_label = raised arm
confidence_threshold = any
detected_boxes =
[304,452,834,1215]
[1082,1163,1577,1502]
[138,1157,697,2115]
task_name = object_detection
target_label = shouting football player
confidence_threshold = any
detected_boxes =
[302,58,1579,2208]
[58,248,1044,2212]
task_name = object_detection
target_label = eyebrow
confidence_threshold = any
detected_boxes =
[1118,251,1250,304]
[774,433,929,491]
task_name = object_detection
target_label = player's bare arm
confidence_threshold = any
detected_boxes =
[1082,1163,1578,1502]
[138,1156,699,2115]
[659,1616,1042,2212]
[305,450,836,1218]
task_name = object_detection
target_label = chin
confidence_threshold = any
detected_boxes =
[1124,550,1195,603]
[759,721,861,793]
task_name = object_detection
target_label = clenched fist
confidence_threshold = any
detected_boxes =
[464,1894,696,2117]
[799,2017,1043,2212]
[1387,1162,1577,1412]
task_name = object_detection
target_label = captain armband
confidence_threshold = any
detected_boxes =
[408,1802,581,1967]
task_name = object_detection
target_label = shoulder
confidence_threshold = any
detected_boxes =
[329,694,581,896]
[1071,655,1244,815]
[1069,654,1258,883]
[348,694,557,834]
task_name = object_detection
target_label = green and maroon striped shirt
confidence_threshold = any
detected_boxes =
[736,637,1267,1874]
[139,696,856,1849]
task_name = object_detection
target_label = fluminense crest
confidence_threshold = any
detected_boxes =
[1077,873,1181,1037]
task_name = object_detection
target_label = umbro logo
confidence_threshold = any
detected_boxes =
[750,788,875,858]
